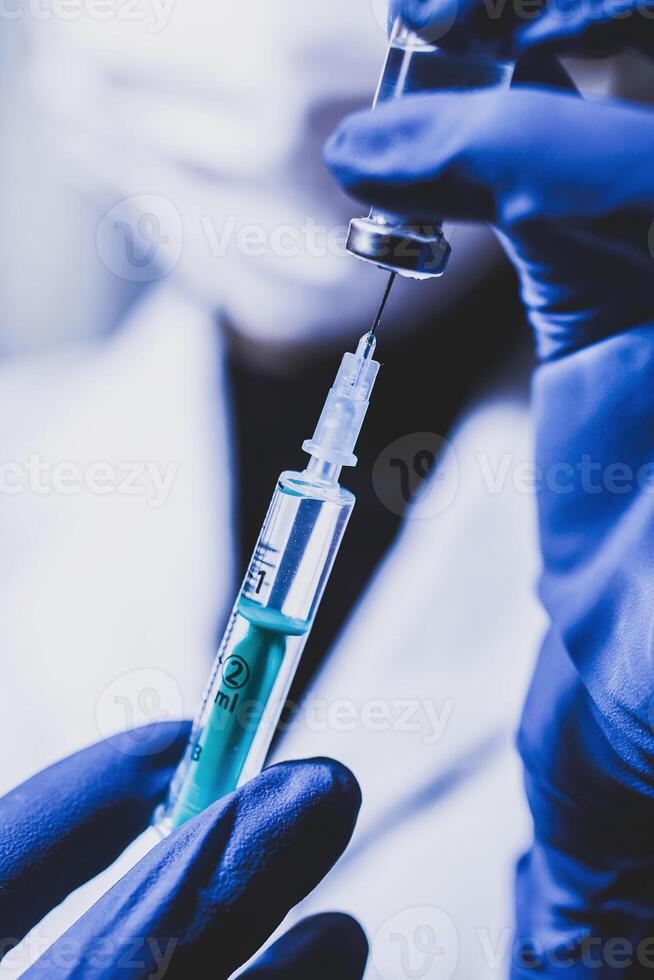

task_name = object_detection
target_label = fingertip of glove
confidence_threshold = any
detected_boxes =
[324,110,379,162]
[323,124,352,173]
[266,757,362,821]
[305,909,368,941]
[300,912,369,973]
[241,912,369,979]
[170,757,362,889]
[323,111,397,190]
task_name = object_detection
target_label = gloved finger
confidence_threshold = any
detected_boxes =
[399,0,654,59]
[324,88,654,228]
[238,913,368,978]
[0,720,189,950]
[26,759,362,979]
[516,2,654,58]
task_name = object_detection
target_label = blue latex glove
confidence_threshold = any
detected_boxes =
[325,58,654,979]
[395,0,654,58]
[0,722,367,978]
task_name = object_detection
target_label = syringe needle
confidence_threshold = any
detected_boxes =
[371,271,396,335]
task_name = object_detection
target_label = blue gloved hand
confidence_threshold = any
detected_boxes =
[326,82,654,361]
[325,57,654,978]
[395,0,654,58]
[0,722,367,978]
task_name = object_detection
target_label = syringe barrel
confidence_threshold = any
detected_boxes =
[156,469,354,832]
[346,18,513,279]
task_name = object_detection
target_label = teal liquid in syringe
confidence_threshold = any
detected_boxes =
[166,597,310,827]
[157,331,381,834]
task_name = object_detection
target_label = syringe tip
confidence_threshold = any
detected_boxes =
[302,331,381,469]
[356,331,377,360]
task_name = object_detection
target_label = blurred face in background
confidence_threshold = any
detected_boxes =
[5,1,644,358]
[3,2,400,353]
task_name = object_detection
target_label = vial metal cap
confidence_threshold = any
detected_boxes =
[347,215,451,280]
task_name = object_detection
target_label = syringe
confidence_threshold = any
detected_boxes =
[155,330,381,832]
